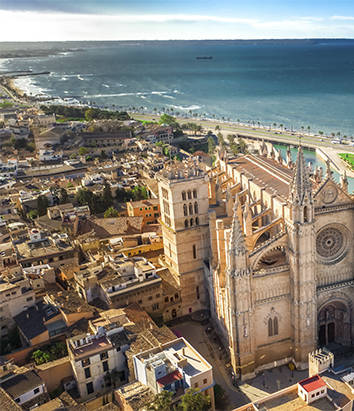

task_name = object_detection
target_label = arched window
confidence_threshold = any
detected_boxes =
[274,317,278,335]
[189,203,193,215]
[182,191,186,201]
[194,202,198,214]
[304,206,308,222]
[196,285,200,299]
[187,190,192,200]
[195,217,199,225]
[193,189,197,199]
[183,204,188,216]
[190,218,194,227]
[193,244,196,259]
[185,219,188,228]
[268,318,273,337]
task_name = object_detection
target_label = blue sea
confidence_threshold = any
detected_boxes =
[1,41,354,137]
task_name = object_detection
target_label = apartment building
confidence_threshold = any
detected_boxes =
[133,337,215,410]
[126,198,160,225]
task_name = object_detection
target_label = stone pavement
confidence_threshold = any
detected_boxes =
[320,146,354,178]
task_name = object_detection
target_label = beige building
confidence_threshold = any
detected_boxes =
[158,145,354,381]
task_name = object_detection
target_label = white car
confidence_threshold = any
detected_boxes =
[331,140,340,144]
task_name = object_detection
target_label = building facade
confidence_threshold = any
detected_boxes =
[158,145,354,380]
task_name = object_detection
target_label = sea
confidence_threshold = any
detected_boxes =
[1,40,354,190]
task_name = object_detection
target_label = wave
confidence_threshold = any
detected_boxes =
[77,75,84,81]
[103,84,110,88]
[116,83,127,87]
[170,104,203,110]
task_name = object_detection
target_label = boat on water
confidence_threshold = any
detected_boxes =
[196,56,212,59]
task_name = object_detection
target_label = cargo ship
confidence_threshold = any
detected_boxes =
[196,56,212,59]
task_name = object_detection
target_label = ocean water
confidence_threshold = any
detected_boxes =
[1,42,354,136]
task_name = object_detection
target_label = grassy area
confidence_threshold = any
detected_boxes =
[338,153,354,169]
[0,100,14,108]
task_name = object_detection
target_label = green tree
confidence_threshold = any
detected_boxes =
[146,390,173,411]
[37,195,49,217]
[100,150,108,160]
[104,207,119,218]
[208,137,216,155]
[318,131,324,137]
[70,153,77,159]
[213,384,229,410]
[28,209,38,219]
[60,188,70,204]
[85,107,97,121]
[102,182,113,210]
[178,388,211,411]
[78,146,88,156]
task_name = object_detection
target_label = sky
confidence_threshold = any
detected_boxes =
[1,0,354,42]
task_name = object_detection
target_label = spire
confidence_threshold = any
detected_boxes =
[228,199,248,274]
[289,145,313,205]
[325,158,333,179]
[341,170,348,192]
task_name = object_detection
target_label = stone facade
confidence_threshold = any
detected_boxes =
[158,145,354,380]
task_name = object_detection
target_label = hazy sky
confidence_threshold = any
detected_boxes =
[1,0,354,41]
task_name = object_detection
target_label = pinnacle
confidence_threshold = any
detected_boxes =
[229,200,247,257]
[289,145,313,205]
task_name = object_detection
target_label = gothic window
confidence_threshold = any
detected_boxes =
[193,244,196,259]
[268,318,273,337]
[195,217,199,225]
[187,190,192,200]
[189,203,193,215]
[194,202,198,214]
[185,219,188,228]
[274,316,278,335]
[182,191,186,201]
[190,218,194,227]
[193,189,197,199]
[196,285,200,299]
[304,206,308,222]
[183,204,188,216]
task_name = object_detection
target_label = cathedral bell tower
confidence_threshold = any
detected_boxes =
[157,161,210,316]
[288,145,317,367]
[226,200,255,380]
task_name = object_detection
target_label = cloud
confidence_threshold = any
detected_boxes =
[251,18,325,32]
[331,15,354,21]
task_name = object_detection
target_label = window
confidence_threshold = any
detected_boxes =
[148,296,153,301]
[274,316,279,335]
[190,218,194,227]
[189,203,193,215]
[103,361,109,372]
[183,204,188,216]
[203,378,207,384]
[185,219,188,228]
[194,382,199,388]
[188,190,192,200]
[196,286,200,300]
[84,367,91,379]
[193,189,197,199]
[33,388,40,394]
[152,303,159,311]
[311,394,315,398]
[195,217,199,225]
[26,297,33,302]
[116,346,121,352]
[182,191,186,201]
[100,352,108,361]
[156,294,160,298]
[268,318,273,337]
[153,206,158,211]
[165,297,169,303]
[193,244,196,259]
[175,293,179,299]
[321,390,324,394]
[138,300,142,304]
[194,202,198,214]
[82,358,90,367]
[15,398,21,403]
[86,382,94,395]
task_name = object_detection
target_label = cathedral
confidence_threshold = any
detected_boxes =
[157,141,354,380]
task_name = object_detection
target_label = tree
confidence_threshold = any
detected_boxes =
[178,388,211,411]
[85,107,97,121]
[100,150,108,160]
[28,209,38,219]
[78,146,88,156]
[208,136,216,154]
[104,207,119,218]
[213,384,229,410]
[147,390,173,411]
[102,182,113,210]
[60,188,70,204]
[70,153,77,159]
[37,195,49,217]
[318,131,324,137]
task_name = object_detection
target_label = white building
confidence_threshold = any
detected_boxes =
[133,337,215,409]
[67,323,129,401]
[38,149,62,162]
[297,375,327,404]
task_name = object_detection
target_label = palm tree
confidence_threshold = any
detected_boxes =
[237,119,240,124]
[318,131,324,137]
[301,126,305,133]
[257,121,260,128]
[153,108,157,115]
[307,126,311,135]
[273,123,277,130]
[279,123,283,131]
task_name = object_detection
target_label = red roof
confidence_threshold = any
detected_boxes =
[157,370,183,387]
[299,375,327,392]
